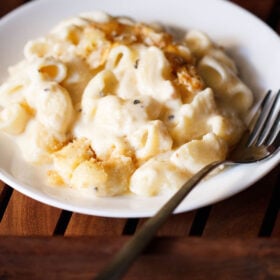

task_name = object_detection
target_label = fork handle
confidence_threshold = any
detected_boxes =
[95,160,226,280]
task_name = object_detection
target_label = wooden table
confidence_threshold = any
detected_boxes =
[0,0,280,279]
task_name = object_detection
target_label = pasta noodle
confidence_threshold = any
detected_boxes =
[0,12,253,197]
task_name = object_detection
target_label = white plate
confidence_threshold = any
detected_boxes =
[0,0,279,217]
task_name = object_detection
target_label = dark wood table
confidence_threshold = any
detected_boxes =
[0,1,280,279]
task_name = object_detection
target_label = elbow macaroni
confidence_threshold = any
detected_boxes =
[0,12,253,197]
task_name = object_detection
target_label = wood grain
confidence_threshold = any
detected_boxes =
[0,181,5,202]
[65,213,127,236]
[1,236,280,279]
[0,184,13,223]
[0,1,279,279]
[0,181,6,218]
[202,166,279,237]
[137,211,196,237]
[0,190,62,236]
[0,180,4,191]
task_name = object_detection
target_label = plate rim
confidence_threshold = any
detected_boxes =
[0,0,279,218]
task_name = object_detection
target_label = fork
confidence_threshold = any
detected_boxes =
[95,89,280,280]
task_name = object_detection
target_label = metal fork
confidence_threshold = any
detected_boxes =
[95,89,280,280]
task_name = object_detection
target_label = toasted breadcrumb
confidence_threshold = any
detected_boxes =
[52,138,95,182]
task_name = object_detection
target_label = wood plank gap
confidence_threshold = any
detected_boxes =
[53,210,73,236]
[0,185,13,223]
[266,0,280,29]
[259,171,280,237]
[122,218,139,235]
[189,206,212,236]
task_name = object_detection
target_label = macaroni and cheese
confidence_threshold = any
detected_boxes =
[0,12,253,196]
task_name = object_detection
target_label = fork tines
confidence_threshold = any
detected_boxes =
[247,89,280,147]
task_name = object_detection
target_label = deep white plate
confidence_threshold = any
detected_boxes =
[0,0,279,217]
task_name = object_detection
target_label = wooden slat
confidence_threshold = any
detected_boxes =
[0,184,13,222]
[137,211,196,237]
[156,211,196,236]
[65,213,127,236]
[0,190,62,236]
[0,181,4,193]
[202,166,279,237]
[1,236,280,279]
[0,181,7,219]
